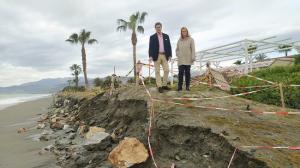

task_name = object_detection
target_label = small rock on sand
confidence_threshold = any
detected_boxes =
[17,127,27,133]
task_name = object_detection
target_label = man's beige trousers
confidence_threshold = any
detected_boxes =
[154,54,169,87]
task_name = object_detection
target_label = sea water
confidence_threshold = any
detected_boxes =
[0,94,51,110]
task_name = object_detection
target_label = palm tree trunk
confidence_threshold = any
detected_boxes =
[285,51,288,57]
[131,32,137,79]
[81,46,89,88]
[133,44,139,86]
[75,75,79,87]
[133,45,137,78]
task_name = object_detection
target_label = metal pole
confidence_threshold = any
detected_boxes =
[201,40,245,52]
[246,39,298,48]
[199,53,203,75]
[242,42,249,74]
[250,54,253,72]
[199,36,275,54]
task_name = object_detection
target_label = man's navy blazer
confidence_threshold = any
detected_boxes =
[148,33,172,61]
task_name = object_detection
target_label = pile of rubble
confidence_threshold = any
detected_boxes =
[33,94,150,168]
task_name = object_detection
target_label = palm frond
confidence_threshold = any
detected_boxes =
[129,13,138,26]
[137,26,144,34]
[129,12,140,30]
[78,29,91,44]
[135,11,140,20]
[138,12,148,23]
[117,19,128,32]
[85,31,91,40]
[70,64,80,70]
[76,67,82,73]
[80,29,86,36]
[70,33,79,39]
[128,21,136,31]
[78,36,84,44]
[278,45,292,54]
[65,39,75,43]
[117,19,128,26]
[66,33,79,43]
[117,25,127,32]
[128,14,138,31]
[278,45,292,50]
[88,39,98,44]
[78,29,85,44]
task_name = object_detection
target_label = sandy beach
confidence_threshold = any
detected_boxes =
[0,97,58,168]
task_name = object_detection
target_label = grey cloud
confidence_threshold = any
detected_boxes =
[0,0,300,86]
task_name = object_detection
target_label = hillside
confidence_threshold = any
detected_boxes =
[0,78,101,94]
[0,78,70,94]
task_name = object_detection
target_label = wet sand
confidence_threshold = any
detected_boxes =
[0,97,58,168]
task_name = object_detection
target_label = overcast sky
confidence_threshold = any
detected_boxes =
[0,0,300,87]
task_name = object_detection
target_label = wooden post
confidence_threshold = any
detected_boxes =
[135,74,139,86]
[136,61,143,86]
[206,62,212,88]
[135,63,138,87]
[279,83,285,110]
[208,68,212,88]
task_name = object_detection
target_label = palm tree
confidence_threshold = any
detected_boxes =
[278,45,292,57]
[70,64,82,87]
[67,79,74,86]
[66,29,98,88]
[255,53,267,62]
[233,60,242,65]
[116,11,148,79]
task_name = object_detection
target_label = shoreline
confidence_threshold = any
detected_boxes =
[0,94,52,111]
[0,97,58,168]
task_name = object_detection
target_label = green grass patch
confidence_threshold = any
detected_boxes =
[230,65,300,109]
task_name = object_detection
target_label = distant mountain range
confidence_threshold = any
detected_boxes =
[0,76,131,94]
[0,78,72,94]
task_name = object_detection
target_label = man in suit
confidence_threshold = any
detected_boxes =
[149,22,172,93]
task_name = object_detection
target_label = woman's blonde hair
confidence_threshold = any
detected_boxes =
[181,27,190,39]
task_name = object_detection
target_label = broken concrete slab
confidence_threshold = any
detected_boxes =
[85,126,106,139]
